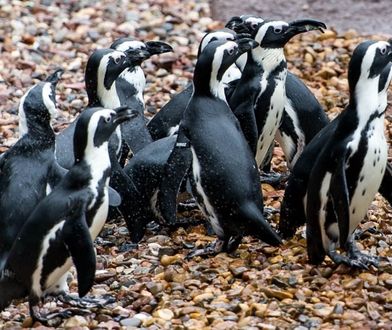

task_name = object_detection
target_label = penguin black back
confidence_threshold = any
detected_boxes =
[0,69,63,271]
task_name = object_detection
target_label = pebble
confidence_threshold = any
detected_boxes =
[153,308,174,320]
[64,315,88,328]
[120,317,142,327]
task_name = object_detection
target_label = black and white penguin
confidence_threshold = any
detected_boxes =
[56,48,150,168]
[226,17,326,169]
[226,15,329,185]
[162,39,282,256]
[0,69,63,271]
[304,40,392,268]
[146,28,246,140]
[279,60,392,239]
[110,38,173,157]
[0,106,135,319]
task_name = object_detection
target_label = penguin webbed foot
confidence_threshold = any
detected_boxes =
[177,197,198,212]
[327,241,379,269]
[29,301,76,327]
[185,236,242,259]
[259,170,289,188]
[263,206,280,219]
[57,293,115,309]
[185,239,225,259]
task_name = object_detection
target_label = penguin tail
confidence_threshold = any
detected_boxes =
[240,203,282,246]
[0,275,27,311]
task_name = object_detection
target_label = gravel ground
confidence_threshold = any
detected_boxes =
[1,1,392,329]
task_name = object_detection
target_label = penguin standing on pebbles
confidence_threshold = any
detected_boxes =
[226,17,326,170]
[0,106,135,320]
[279,59,392,239]
[305,40,392,268]
[0,69,63,271]
[163,39,282,257]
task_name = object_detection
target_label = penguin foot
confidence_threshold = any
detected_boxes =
[118,242,138,252]
[185,239,225,259]
[177,198,198,212]
[167,217,206,230]
[57,293,115,309]
[263,206,280,219]
[260,170,289,188]
[354,226,381,240]
[327,242,378,269]
[29,303,76,327]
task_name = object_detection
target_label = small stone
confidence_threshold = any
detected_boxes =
[120,318,142,327]
[160,254,181,266]
[194,292,214,304]
[153,308,174,320]
[261,287,294,300]
[359,272,378,285]
[64,315,88,328]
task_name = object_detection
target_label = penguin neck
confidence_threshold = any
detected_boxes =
[378,65,392,113]
[252,47,286,74]
[117,66,146,104]
[193,67,228,103]
[75,141,111,188]
[350,74,381,127]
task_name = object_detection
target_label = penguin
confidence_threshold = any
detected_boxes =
[279,61,392,239]
[109,38,173,158]
[146,29,246,140]
[56,47,151,168]
[0,68,63,271]
[161,38,282,257]
[304,40,392,268]
[226,17,327,170]
[226,15,329,186]
[0,106,135,320]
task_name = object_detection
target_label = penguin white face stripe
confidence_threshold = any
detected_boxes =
[42,82,57,120]
[200,31,235,52]
[97,51,125,108]
[18,89,31,137]
[210,41,237,101]
[114,40,145,52]
[244,16,264,27]
[85,109,115,151]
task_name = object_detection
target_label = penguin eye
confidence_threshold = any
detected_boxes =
[251,23,258,30]
[114,57,121,64]
[274,27,283,34]
[380,46,387,55]
[105,115,112,123]
[228,48,235,55]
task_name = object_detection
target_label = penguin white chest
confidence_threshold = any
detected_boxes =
[190,147,224,238]
[89,182,110,240]
[348,122,387,234]
[255,78,286,167]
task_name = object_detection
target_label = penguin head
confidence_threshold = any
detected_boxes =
[73,106,137,162]
[194,39,258,96]
[85,48,135,105]
[226,15,264,35]
[18,68,63,136]
[348,40,392,96]
[198,29,237,56]
[252,19,326,48]
[111,38,172,64]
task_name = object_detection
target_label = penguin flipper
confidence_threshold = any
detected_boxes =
[379,161,392,206]
[0,275,27,311]
[62,199,96,298]
[158,129,192,225]
[330,152,350,248]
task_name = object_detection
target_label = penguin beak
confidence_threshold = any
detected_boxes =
[124,48,151,64]
[113,106,139,124]
[237,38,259,53]
[286,19,327,37]
[145,41,173,55]
[225,16,249,34]
[45,68,64,84]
